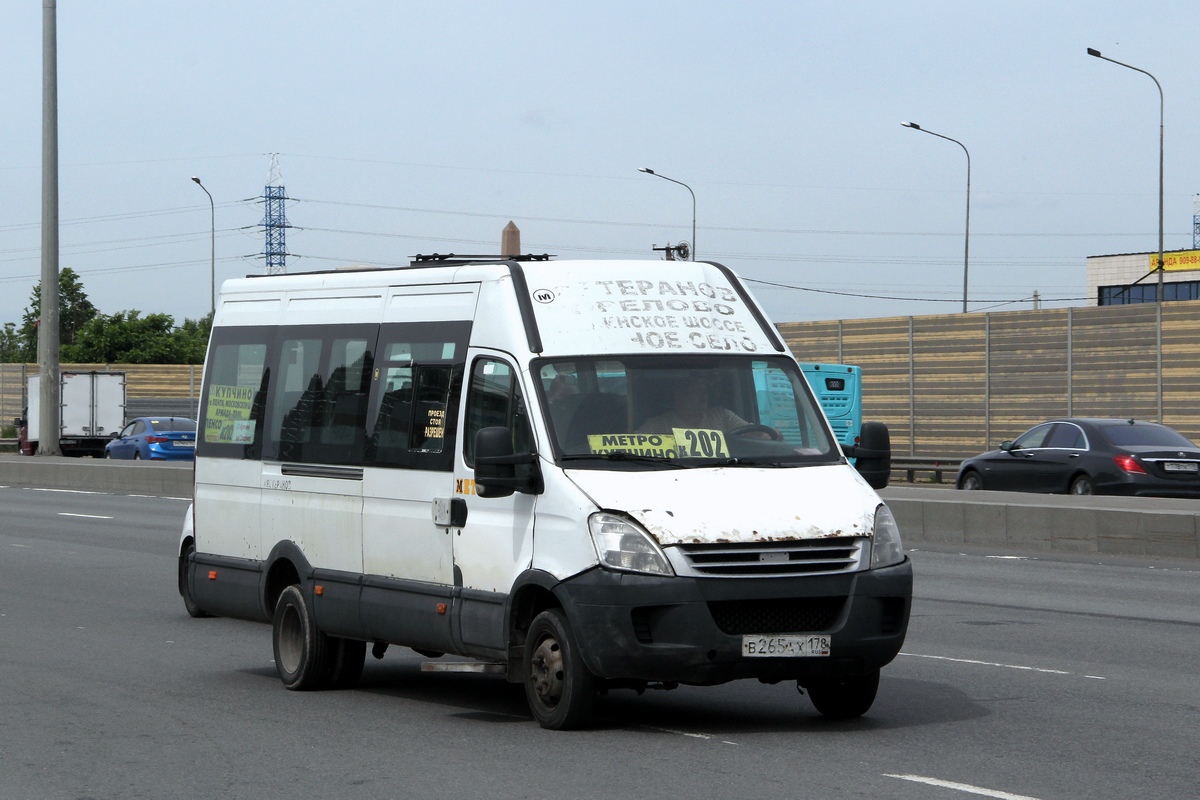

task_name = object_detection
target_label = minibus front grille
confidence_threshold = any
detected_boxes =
[673,537,863,577]
[708,597,847,635]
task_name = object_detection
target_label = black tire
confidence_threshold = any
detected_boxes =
[178,543,210,618]
[805,669,880,719]
[272,584,334,690]
[133,451,141,461]
[524,609,596,730]
[1069,474,1094,495]
[104,450,113,460]
[958,470,983,491]
[327,638,366,689]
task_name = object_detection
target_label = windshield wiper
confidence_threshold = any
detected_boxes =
[559,452,685,468]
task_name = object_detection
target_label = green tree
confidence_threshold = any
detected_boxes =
[0,323,20,362]
[64,310,210,365]
[6,267,98,362]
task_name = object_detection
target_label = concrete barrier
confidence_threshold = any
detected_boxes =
[882,486,1200,560]
[3,455,1196,560]
[0,454,193,498]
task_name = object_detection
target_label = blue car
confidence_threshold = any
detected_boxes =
[104,417,197,461]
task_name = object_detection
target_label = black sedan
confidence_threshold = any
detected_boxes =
[956,418,1200,497]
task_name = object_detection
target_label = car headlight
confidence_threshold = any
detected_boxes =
[870,504,905,569]
[588,512,674,576]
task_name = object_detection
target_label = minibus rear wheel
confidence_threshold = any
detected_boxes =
[273,585,334,690]
[804,669,879,719]
[524,609,596,730]
[178,543,210,618]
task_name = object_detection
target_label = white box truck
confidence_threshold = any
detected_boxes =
[21,371,127,457]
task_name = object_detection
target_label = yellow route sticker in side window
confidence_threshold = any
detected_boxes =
[205,384,257,444]
[671,428,730,459]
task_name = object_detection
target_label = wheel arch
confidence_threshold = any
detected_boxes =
[505,569,566,683]
[262,540,312,620]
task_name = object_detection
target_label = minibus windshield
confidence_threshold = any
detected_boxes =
[534,355,840,468]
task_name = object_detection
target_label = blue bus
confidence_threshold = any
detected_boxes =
[797,363,862,449]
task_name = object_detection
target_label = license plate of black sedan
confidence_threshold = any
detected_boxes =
[1163,461,1199,472]
[742,634,831,657]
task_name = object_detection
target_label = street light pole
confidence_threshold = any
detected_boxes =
[902,122,971,313]
[639,168,696,260]
[191,176,215,317]
[1087,48,1165,304]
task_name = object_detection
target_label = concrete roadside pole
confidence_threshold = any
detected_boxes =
[38,0,61,456]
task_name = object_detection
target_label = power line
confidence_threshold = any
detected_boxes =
[743,276,1087,305]
[291,196,1190,239]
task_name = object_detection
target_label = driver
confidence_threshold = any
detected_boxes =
[637,372,753,434]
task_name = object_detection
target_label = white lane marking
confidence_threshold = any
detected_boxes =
[635,724,717,740]
[886,774,1042,799]
[58,512,114,520]
[900,652,1072,675]
[985,555,1029,560]
[30,487,108,495]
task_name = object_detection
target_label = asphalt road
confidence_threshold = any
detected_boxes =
[2,484,1198,800]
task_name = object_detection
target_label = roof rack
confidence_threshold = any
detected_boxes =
[409,253,555,266]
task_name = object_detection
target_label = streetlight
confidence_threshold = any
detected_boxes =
[902,122,971,313]
[1087,47,1165,304]
[639,168,696,260]
[191,176,215,317]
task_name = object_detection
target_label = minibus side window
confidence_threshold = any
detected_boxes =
[464,358,532,466]
[269,327,374,465]
[365,322,468,472]
[197,329,270,460]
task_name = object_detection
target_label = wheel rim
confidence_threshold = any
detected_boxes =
[529,634,565,710]
[277,603,304,674]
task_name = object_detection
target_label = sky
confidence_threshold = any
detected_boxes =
[3,1,1200,331]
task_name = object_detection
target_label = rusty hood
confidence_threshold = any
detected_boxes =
[564,464,880,546]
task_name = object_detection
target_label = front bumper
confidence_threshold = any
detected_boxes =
[557,558,912,686]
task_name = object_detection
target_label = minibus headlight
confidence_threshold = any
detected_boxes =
[588,513,674,577]
[870,504,905,569]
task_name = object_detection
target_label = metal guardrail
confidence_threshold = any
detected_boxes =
[891,456,962,484]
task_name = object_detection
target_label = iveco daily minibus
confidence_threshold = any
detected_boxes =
[178,255,911,729]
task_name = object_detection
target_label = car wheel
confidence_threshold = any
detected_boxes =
[958,470,983,490]
[104,450,113,459]
[178,543,211,618]
[273,585,334,690]
[133,451,141,460]
[804,669,880,719]
[1070,475,1094,495]
[524,608,596,730]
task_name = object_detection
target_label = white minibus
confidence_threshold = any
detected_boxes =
[179,256,911,729]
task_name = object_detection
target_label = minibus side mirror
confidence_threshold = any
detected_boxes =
[845,421,891,490]
[473,426,543,498]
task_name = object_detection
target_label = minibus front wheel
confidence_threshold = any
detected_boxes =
[524,609,597,730]
[802,668,880,719]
